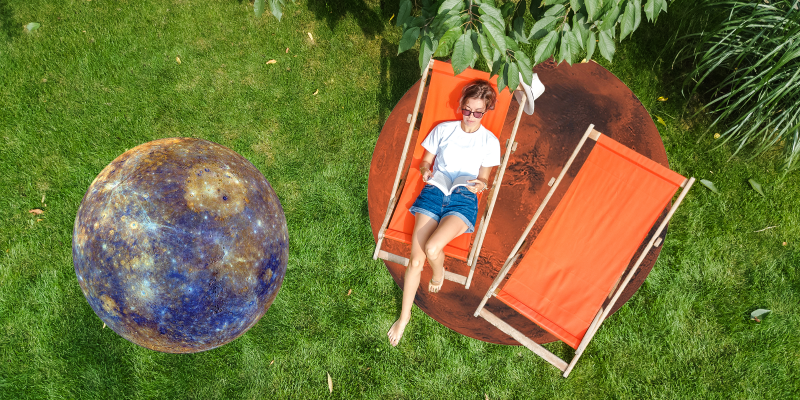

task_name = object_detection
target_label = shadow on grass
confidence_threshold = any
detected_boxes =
[0,0,19,41]
[307,0,384,38]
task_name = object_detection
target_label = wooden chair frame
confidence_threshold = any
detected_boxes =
[473,124,696,377]
[372,59,530,288]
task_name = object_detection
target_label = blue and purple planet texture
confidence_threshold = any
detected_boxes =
[73,138,288,353]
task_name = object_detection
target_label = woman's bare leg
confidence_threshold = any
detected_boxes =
[425,215,468,293]
[387,213,438,346]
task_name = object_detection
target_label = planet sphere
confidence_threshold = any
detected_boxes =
[73,138,288,353]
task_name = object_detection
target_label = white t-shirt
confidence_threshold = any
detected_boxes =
[421,120,501,184]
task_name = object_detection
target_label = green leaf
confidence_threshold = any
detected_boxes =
[598,29,615,62]
[419,35,437,70]
[481,17,507,56]
[477,31,494,65]
[452,31,475,75]
[586,30,596,61]
[748,179,765,196]
[471,30,482,60]
[490,48,504,77]
[480,3,504,24]
[504,36,520,52]
[530,0,545,19]
[584,0,600,21]
[439,0,464,14]
[507,61,520,92]
[700,179,719,194]
[545,4,566,16]
[569,30,583,52]
[544,0,568,5]
[644,0,656,22]
[529,16,559,40]
[516,51,533,86]
[513,17,529,44]
[570,0,585,13]
[633,0,642,30]
[407,16,425,29]
[750,309,770,321]
[534,30,559,64]
[397,0,412,27]
[600,4,621,31]
[398,26,421,55]
[254,0,265,18]
[269,0,284,21]
[435,26,462,57]
[497,62,508,93]
[25,22,41,32]
[653,0,663,18]
[501,2,516,18]
[515,0,528,19]
[558,30,573,65]
[620,0,635,41]
[573,14,589,44]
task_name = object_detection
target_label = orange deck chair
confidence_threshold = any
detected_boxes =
[474,124,695,377]
[372,60,530,287]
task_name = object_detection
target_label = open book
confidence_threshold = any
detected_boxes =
[426,171,475,196]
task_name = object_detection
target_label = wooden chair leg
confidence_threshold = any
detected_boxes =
[373,60,434,260]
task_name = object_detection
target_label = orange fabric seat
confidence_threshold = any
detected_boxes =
[496,134,685,348]
[384,62,513,260]
[474,124,695,377]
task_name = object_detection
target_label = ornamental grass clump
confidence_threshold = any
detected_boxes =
[677,0,800,171]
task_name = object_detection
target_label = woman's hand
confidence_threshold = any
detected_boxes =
[467,179,487,194]
[421,168,433,182]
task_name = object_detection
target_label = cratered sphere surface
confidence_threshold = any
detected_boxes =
[73,138,288,353]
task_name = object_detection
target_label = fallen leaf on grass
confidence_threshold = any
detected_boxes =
[308,32,314,43]
[25,22,40,33]
[714,133,721,139]
[700,179,719,194]
[485,394,489,400]
[313,89,319,95]
[41,194,45,204]
[327,372,332,393]
[750,309,770,322]
[36,219,42,222]
[102,322,106,329]
[657,96,668,101]
[783,242,788,246]
[176,56,181,65]
[285,47,289,53]
[748,179,764,196]
[389,14,394,23]
[270,359,274,365]
[655,116,666,126]
[266,59,277,64]
[29,209,43,215]
[347,289,352,296]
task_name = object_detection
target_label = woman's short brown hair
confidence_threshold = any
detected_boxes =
[459,79,497,111]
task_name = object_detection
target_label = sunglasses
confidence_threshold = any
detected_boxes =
[461,108,485,119]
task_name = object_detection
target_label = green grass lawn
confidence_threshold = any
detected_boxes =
[1,0,798,398]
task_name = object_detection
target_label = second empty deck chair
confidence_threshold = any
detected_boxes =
[474,124,695,377]
[373,60,529,287]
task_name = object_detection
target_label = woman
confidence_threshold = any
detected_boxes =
[387,79,501,346]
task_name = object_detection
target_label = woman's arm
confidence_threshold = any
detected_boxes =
[419,150,435,182]
[467,166,492,194]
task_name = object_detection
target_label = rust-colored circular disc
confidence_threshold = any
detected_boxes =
[368,60,672,345]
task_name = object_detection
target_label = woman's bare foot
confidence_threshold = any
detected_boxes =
[387,317,410,347]
[428,274,444,293]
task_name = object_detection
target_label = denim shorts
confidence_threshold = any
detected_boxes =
[409,184,478,233]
